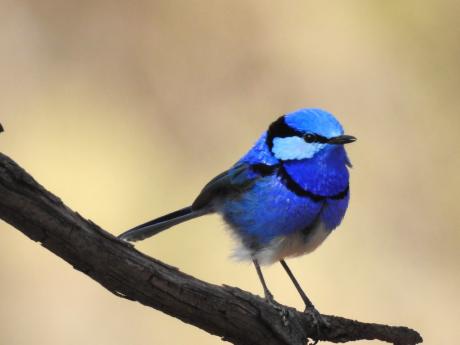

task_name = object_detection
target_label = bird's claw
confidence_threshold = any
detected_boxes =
[304,306,329,328]
[265,294,290,327]
[303,307,330,344]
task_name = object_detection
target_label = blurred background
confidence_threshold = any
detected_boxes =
[1,1,459,344]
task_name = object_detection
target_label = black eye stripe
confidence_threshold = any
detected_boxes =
[266,116,329,148]
[303,133,329,144]
[266,116,302,149]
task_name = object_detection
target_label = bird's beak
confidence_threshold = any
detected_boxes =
[328,135,357,145]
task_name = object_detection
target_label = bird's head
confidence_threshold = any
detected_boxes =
[266,108,356,161]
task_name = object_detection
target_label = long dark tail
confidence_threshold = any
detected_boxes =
[118,206,205,242]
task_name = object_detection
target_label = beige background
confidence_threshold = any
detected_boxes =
[1,1,459,344]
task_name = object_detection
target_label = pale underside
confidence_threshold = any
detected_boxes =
[230,221,331,265]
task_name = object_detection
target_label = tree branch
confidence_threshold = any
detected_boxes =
[0,152,422,345]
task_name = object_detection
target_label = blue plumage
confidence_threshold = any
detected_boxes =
[220,108,353,264]
[119,108,356,320]
[221,175,324,241]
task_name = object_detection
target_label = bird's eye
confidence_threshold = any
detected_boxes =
[303,133,316,143]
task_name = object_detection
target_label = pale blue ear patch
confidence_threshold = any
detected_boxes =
[272,136,325,160]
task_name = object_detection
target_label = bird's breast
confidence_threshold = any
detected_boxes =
[219,175,324,241]
[282,156,349,197]
[218,170,349,265]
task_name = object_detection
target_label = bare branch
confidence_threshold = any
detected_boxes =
[0,153,422,345]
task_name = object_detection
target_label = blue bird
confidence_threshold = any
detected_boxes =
[119,108,355,323]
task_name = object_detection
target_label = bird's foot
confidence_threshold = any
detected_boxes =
[303,307,330,345]
[264,292,289,327]
[304,306,330,328]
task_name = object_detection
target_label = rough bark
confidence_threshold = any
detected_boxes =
[0,152,422,345]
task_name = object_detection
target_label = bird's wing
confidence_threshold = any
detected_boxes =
[192,163,257,210]
[119,164,256,242]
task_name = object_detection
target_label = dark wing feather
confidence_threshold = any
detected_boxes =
[192,163,257,210]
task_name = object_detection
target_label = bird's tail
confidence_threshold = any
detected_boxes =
[118,206,205,242]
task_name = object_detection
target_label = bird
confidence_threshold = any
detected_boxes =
[119,108,355,325]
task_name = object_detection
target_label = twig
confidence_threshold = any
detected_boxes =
[0,153,422,345]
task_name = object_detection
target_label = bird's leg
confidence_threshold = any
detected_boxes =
[280,259,330,331]
[253,259,275,303]
[279,259,315,309]
[253,259,289,325]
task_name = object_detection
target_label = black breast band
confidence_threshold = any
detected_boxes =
[250,163,349,202]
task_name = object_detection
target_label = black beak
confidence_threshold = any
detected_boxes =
[328,135,357,145]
